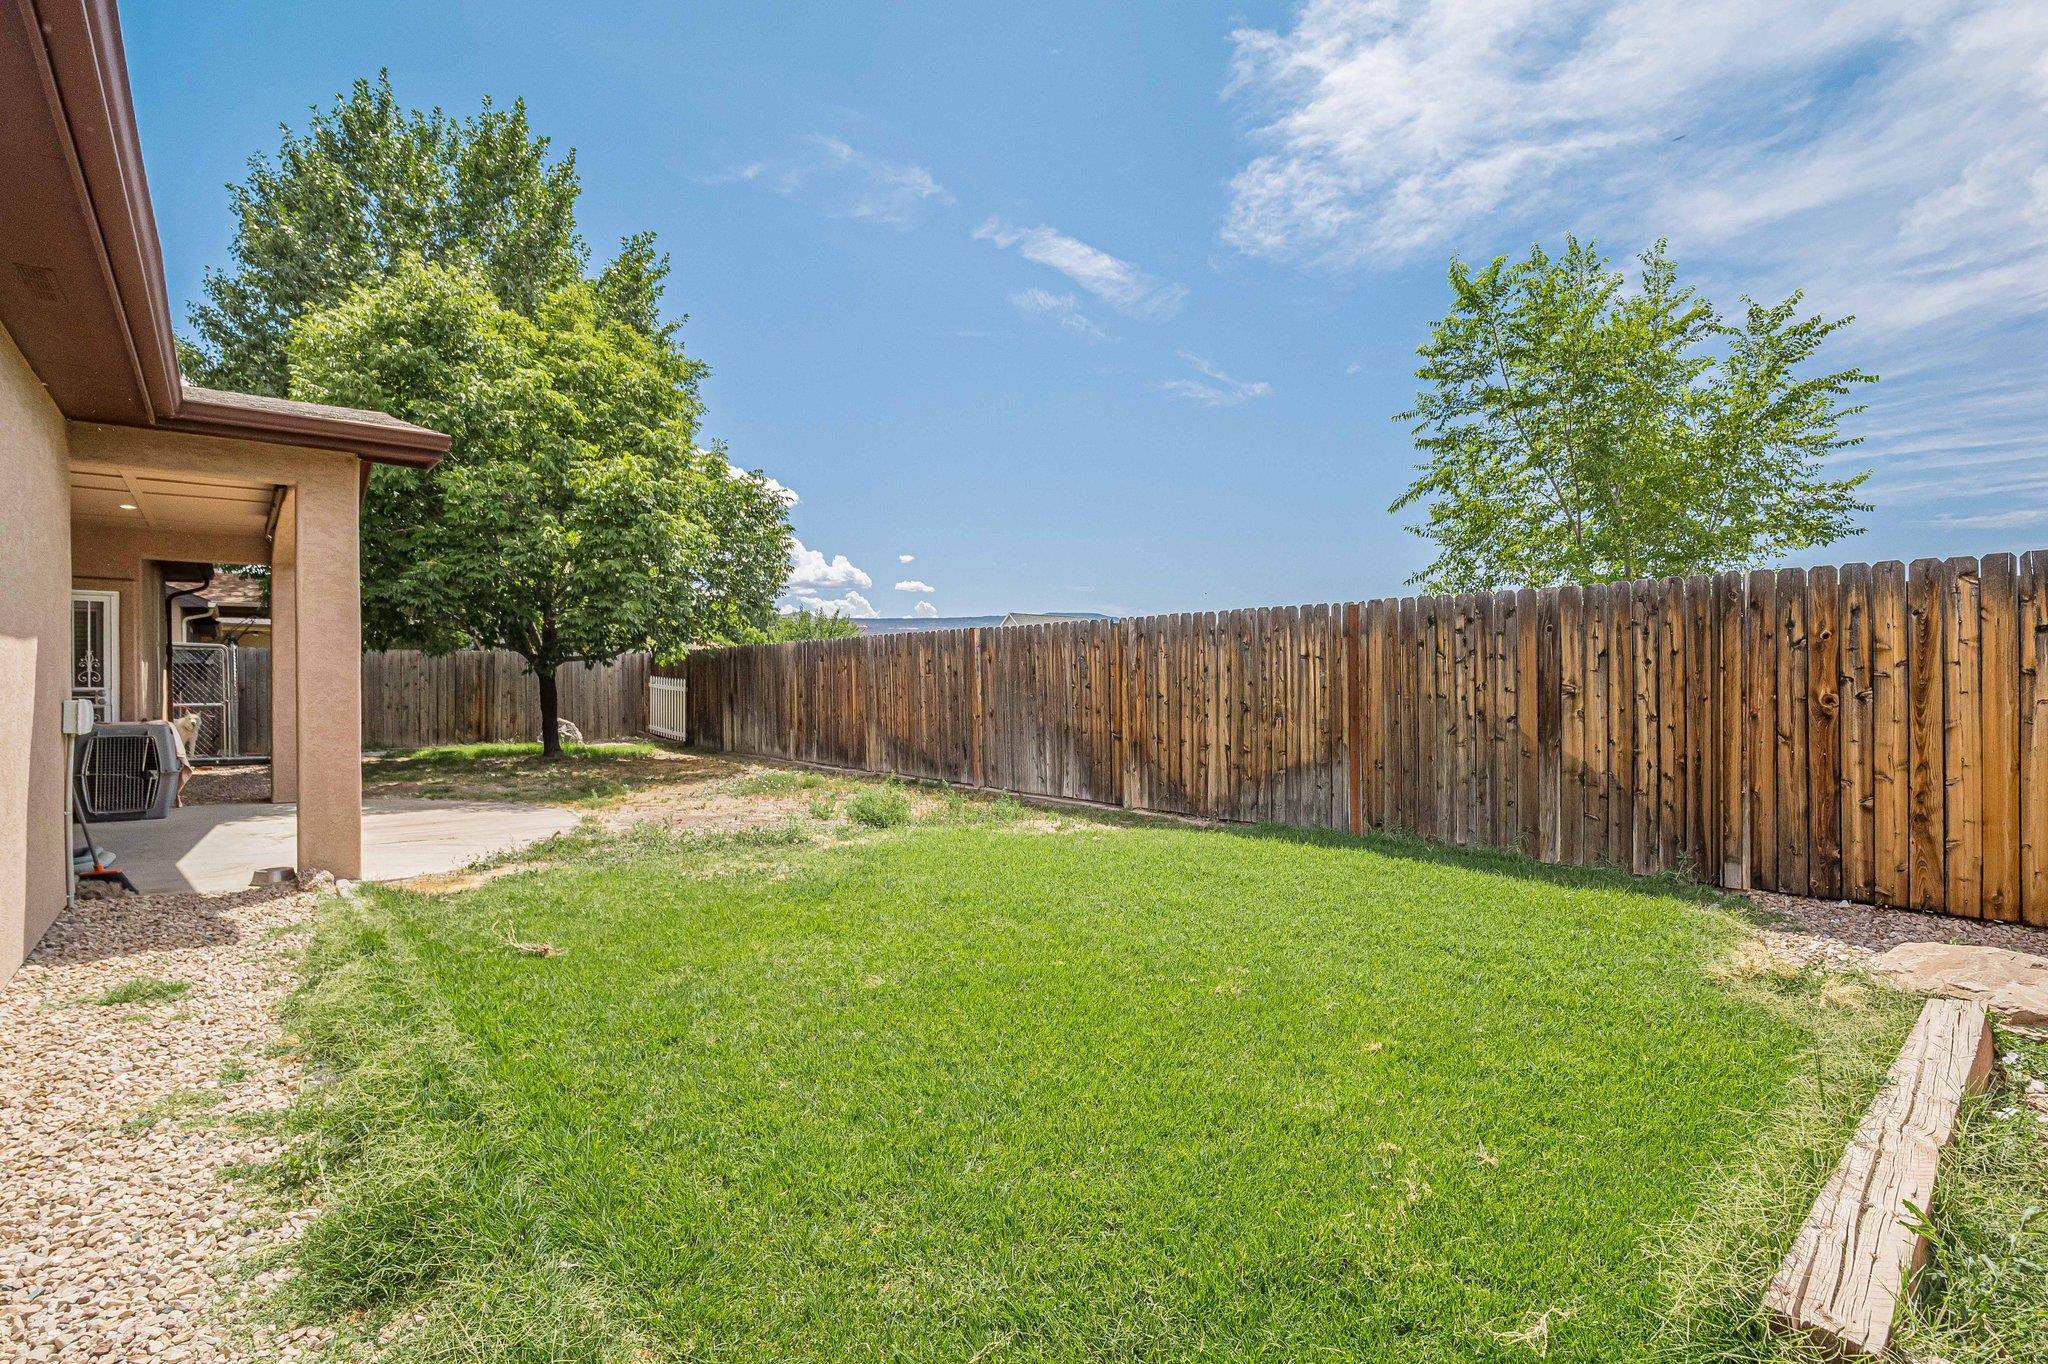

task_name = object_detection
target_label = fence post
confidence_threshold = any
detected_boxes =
[968,628,985,787]
[1343,602,1364,835]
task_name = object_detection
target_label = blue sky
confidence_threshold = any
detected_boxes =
[127,1,2048,620]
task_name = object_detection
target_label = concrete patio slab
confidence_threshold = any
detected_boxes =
[92,799,580,894]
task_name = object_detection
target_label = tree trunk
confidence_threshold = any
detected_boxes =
[537,663,563,760]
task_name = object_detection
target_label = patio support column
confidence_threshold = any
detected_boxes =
[269,499,298,804]
[282,467,362,880]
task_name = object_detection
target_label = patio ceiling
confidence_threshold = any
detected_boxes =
[70,463,277,535]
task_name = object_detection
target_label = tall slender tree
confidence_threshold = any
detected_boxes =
[1392,239,1874,591]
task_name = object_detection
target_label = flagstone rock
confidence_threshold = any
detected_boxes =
[1868,941,2048,1028]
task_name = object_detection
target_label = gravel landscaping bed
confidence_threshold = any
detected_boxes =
[0,884,321,1362]
[1743,887,2048,970]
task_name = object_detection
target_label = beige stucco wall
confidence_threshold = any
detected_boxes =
[0,322,73,981]
[0,368,369,978]
[68,425,364,884]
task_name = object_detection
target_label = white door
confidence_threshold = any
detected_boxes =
[70,590,120,723]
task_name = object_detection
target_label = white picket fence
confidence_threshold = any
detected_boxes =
[648,674,687,742]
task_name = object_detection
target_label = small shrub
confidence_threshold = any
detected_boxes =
[124,1087,221,1134]
[845,786,912,829]
[808,795,839,821]
[92,976,190,1007]
[932,791,1028,827]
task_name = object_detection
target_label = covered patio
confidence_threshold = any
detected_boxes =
[67,416,385,884]
[0,0,449,978]
[99,797,579,894]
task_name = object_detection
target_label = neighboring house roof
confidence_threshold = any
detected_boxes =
[0,0,447,467]
[197,568,266,612]
[854,611,1113,636]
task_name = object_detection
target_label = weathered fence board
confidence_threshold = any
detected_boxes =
[684,548,2048,921]
[362,649,650,749]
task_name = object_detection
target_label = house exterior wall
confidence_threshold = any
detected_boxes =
[0,321,73,980]
[270,508,298,803]
[0,417,367,980]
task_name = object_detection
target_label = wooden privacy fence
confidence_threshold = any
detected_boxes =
[231,645,270,757]
[363,649,651,749]
[684,550,2048,925]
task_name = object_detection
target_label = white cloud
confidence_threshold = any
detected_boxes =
[1223,1,1976,268]
[912,601,939,618]
[1158,351,1273,407]
[1218,1,2048,330]
[894,579,935,593]
[1008,287,1107,339]
[795,590,878,619]
[975,218,1187,317]
[1932,506,2048,531]
[724,135,951,227]
[724,461,797,507]
[786,538,871,592]
[898,554,916,563]
[1221,0,2048,523]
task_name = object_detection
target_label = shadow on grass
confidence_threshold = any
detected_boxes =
[365,741,741,807]
[1215,818,1728,908]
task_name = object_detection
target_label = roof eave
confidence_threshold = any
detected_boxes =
[164,390,450,467]
[8,0,447,468]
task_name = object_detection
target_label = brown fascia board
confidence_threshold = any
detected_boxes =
[167,387,450,467]
[7,0,447,467]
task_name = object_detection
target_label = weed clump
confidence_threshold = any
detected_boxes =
[91,976,190,1007]
[846,786,912,828]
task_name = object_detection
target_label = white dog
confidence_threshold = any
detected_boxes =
[168,712,201,806]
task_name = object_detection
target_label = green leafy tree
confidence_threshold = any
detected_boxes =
[185,72,595,394]
[765,610,861,641]
[1391,238,1874,591]
[290,260,790,756]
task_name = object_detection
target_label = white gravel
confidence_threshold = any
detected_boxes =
[0,885,325,1363]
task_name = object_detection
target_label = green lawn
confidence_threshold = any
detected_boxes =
[276,802,1920,1362]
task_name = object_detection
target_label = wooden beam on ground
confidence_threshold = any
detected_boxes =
[1762,997,1996,1358]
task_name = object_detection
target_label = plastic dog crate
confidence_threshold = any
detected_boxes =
[74,722,177,821]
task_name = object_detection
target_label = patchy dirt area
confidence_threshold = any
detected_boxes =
[180,765,274,806]
[361,743,719,806]
[0,885,323,1363]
